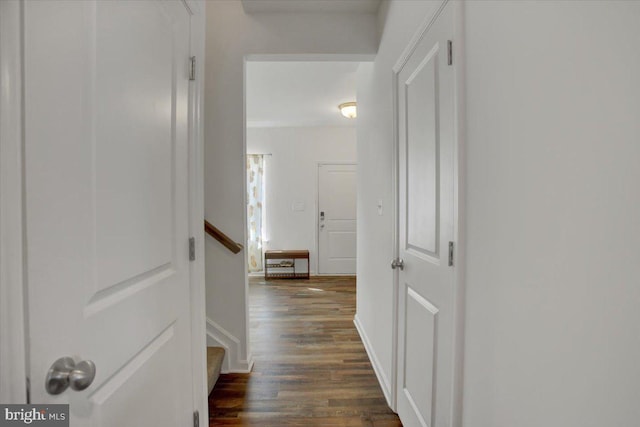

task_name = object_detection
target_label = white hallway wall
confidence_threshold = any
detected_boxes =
[204,1,376,371]
[356,0,443,402]
[358,1,640,426]
[247,127,357,275]
[463,2,640,426]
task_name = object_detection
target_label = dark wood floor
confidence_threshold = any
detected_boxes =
[209,276,402,427]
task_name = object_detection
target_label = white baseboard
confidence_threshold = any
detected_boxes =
[316,273,356,277]
[206,317,254,373]
[354,314,392,406]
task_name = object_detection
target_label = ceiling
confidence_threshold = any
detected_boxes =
[246,61,359,128]
[241,0,382,14]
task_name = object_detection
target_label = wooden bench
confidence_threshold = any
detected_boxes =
[264,250,310,279]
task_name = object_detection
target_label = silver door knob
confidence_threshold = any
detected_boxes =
[45,357,96,395]
[391,258,404,270]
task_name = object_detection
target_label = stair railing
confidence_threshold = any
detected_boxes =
[204,220,243,254]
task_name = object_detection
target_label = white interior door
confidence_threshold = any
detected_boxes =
[318,164,357,275]
[395,3,456,427]
[24,1,195,425]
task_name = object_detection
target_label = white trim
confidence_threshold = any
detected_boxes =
[390,0,465,424]
[354,315,392,406]
[450,3,467,426]
[246,53,376,62]
[242,58,253,376]
[206,318,254,373]
[248,272,265,278]
[182,0,203,15]
[249,272,358,278]
[187,0,208,421]
[314,273,355,277]
[390,27,401,415]
[391,1,451,74]
[0,0,28,405]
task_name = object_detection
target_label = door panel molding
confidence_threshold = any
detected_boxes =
[84,264,175,318]
[403,285,439,427]
[404,43,441,258]
[89,323,176,405]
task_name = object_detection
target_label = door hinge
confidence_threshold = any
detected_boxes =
[448,241,454,267]
[193,410,200,427]
[189,237,196,261]
[26,376,31,404]
[189,56,196,81]
[447,40,453,66]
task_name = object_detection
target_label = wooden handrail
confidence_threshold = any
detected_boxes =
[204,220,243,254]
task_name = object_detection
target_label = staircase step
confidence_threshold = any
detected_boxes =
[207,346,225,394]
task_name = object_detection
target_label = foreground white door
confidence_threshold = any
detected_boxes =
[24,1,195,425]
[395,3,456,427]
[318,164,357,274]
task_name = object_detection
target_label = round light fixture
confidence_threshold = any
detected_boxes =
[338,102,357,119]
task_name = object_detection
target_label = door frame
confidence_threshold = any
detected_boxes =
[390,1,466,424]
[0,0,28,404]
[316,161,358,276]
[184,0,208,419]
[0,1,209,418]
[241,55,372,375]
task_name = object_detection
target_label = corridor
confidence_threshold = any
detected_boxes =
[208,277,401,426]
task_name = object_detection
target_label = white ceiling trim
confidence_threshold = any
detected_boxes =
[241,0,382,15]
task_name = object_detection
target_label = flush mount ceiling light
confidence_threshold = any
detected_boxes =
[338,102,357,119]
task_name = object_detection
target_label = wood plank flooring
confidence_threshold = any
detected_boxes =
[209,276,402,427]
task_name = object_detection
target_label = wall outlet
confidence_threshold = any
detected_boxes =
[292,201,306,212]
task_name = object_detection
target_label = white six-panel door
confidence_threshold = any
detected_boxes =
[24,1,195,425]
[318,164,357,275]
[395,3,456,427]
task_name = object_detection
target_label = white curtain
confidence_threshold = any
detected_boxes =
[247,155,264,272]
